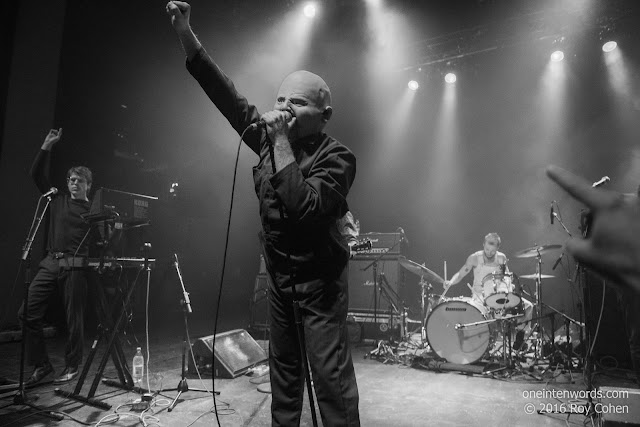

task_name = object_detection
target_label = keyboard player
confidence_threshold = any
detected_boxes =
[19,128,99,386]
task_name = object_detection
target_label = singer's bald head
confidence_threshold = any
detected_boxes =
[275,70,333,138]
[279,70,332,109]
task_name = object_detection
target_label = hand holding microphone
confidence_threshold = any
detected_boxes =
[249,110,295,136]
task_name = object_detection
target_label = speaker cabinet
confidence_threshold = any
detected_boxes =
[188,329,268,378]
[599,386,640,426]
[584,273,632,368]
[348,255,404,312]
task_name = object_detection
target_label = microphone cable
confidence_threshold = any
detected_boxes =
[208,124,253,426]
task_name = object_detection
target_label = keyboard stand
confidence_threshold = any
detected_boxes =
[54,257,152,409]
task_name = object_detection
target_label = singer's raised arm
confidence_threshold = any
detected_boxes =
[185,50,262,154]
[167,1,262,153]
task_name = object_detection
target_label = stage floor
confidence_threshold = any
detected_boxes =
[0,326,637,427]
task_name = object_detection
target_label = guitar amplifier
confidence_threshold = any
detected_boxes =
[348,254,405,312]
[347,310,403,342]
[356,232,406,256]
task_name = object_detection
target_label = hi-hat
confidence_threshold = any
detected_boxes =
[398,257,444,284]
[514,244,562,258]
[519,274,555,280]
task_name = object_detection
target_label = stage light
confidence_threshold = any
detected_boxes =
[408,80,419,91]
[602,41,617,53]
[550,51,564,62]
[444,73,457,84]
[303,3,316,18]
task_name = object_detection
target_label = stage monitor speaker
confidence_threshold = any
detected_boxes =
[188,329,267,378]
[600,386,640,426]
[348,255,404,312]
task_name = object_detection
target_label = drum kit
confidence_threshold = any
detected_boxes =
[398,243,567,370]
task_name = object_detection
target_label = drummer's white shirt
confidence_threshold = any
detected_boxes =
[471,250,508,300]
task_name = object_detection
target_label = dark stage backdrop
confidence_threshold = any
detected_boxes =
[2,0,640,337]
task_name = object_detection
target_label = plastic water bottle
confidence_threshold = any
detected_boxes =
[132,347,144,387]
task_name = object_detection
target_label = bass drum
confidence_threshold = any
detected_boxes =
[426,297,494,364]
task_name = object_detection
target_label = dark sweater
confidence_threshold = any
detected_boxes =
[30,149,92,257]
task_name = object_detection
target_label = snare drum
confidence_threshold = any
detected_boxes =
[425,297,495,364]
[482,272,521,310]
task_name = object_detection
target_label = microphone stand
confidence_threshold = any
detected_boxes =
[377,273,406,341]
[9,195,64,421]
[576,210,598,420]
[549,211,583,369]
[536,205,596,420]
[534,250,545,361]
[167,254,215,412]
[265,136,318,427]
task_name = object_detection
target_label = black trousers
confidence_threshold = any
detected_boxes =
[18,254,87,368]
[267,265,360,427]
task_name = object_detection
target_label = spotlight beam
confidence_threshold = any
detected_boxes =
[400,46,498,71]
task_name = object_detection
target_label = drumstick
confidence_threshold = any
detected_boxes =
[438,287,446,303]
[434,261,448,305]
[437,289,447,305]
[438,277,451,304]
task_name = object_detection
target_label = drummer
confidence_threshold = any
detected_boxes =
[443,232,533,350]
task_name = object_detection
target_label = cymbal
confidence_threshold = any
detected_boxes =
[398,257,444,284]
[514,244,562,258]
[518,274,555,280]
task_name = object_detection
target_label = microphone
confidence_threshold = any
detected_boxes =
[397,227,409,245]
[173,253,192,313]
[42,187,58,198]
[550,202,554,225]
[592,176,610,188]
[248,111,293,130]
[552,252,564,270]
